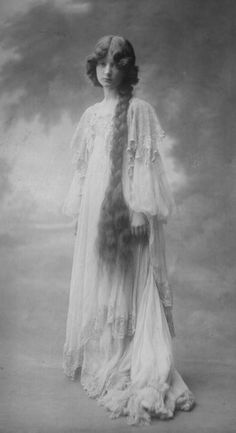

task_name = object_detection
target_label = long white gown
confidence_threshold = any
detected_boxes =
[62,97,195,425]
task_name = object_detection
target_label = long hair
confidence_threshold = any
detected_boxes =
[86,35,139,273]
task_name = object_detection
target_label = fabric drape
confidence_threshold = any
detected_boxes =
[62,97,194,424]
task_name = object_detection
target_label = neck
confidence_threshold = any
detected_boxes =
[102,87,120,102]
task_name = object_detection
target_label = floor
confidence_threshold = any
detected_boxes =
[0,225,235,433]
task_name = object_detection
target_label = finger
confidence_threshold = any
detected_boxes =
[142,224,148,235]
[140,225,148,241]
[131,226,136,236]
[138,225,143,237]
[131,225,146,237]
[139,225,146,236]
[137,226,142,237]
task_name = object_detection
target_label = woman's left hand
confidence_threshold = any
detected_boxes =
[130,212,149,237]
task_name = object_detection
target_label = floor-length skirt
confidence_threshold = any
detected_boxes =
[63,138,195,425]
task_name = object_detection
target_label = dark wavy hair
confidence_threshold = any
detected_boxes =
[86,35,139,273]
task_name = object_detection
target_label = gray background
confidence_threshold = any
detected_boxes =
[0,1,235,432]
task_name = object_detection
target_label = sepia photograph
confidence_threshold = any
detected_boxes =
[0,1,235,432]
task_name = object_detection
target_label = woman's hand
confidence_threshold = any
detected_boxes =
[130,212,149,237]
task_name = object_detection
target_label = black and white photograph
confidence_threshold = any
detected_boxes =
[0,1,235,432]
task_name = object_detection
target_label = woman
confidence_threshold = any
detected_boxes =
[62,35,195,425]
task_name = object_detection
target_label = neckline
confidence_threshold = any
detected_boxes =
[93,102,116,118]
[93,96,136,116]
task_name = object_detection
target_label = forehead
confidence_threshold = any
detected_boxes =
[97,53,115,64]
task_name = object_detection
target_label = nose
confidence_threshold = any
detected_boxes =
[104,63,112,76]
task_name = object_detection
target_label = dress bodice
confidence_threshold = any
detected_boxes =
[89,103,115,153]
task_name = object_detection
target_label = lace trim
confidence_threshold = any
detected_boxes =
[158,281,173,308]
[152,264,173,308]
[127,140,136,178]
[151,266,174,336]
[63,307,136,379]
[71,107,97,167]
[93,307,136,338]
[175,390,195,411]
[73,101,166,180]
[63,347,83,380]
[72,106,115,179]
[126,134,165,179]
[84,373,195,425]
[72,151,87,168]
[89,104,114,153]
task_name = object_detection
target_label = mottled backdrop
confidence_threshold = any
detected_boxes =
[0,1,235,432]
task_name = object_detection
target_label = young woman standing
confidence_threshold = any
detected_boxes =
[62,35,195,425]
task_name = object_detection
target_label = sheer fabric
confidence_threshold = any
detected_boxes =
[62,97,195,424]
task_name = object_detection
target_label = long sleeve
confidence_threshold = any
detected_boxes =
[123,98,174,221]
[62,107,93,218]
[123,98,175,336]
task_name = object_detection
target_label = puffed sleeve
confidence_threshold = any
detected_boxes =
[123,98,174,221]
[62,107,93,218]
[123,99,175,336]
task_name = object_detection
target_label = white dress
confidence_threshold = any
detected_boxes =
[62,97,195,425]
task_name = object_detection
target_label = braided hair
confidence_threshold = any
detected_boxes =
[86,36,139,272]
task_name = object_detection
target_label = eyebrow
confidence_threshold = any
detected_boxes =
[98,58,115,65]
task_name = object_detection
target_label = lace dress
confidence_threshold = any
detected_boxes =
[62,97,195,425]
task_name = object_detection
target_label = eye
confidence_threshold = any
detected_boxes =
[98,60,106,67]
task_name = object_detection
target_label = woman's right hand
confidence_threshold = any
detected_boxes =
[130,212,149,238]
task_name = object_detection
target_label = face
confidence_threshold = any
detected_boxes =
[96,55,124,89]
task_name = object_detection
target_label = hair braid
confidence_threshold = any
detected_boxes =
[86,35,139,273]
[96,87,133,272]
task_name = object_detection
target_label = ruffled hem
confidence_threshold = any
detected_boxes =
[80,370,195,425]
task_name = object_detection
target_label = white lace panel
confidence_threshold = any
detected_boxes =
[123,98,174,220]
[127,98,165,178]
